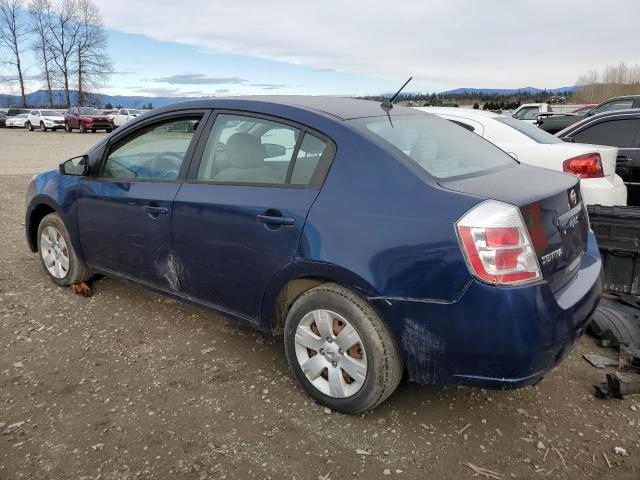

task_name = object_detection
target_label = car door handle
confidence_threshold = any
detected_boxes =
[143,205,169,217]
[256,214,295,226]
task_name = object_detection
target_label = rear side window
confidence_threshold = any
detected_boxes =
[353,115,516,179]
[102,117,201,180]
[514,107,539,120]
[572,119,640,148]
[197,113,328,186]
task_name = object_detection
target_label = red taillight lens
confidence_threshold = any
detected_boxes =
[457,201,541,286]
[562,153,603,179]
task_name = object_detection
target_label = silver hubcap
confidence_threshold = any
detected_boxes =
[40,226,70,279]
[294,309,367,398]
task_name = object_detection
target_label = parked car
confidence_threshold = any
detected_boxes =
[64,106,114,133]
[26,97,602,413]
[110,108,144,127]
[420,107,627,206]
[571,104,597,114]
[557,109,640,207]
[5,113,29,128]
[26,109,65,131]
[537,95,640,134]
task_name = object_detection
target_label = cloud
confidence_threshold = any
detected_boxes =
[153,73,248,85]
[100,0,640,90]
[249,83,287,90]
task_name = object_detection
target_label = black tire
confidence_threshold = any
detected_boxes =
[40,122,47,132]
[284,283,403,413]
[105,128,112,133]
[36,212,92,286]
[79,123,86,133]
[65,122,72,133]
[90,129,95,133]
[26,121,34,131]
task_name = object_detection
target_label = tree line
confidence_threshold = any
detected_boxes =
[572,62,640,104]
[0,0,112,108]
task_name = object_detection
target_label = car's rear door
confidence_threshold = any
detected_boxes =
[172,111,335,321]
[77,110,209,288]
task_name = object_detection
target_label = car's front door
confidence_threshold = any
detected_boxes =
[77,112,207,288]
[172,112,334,321]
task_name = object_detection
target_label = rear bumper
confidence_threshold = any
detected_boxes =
[582,175,627,206]
[372,231,603,389]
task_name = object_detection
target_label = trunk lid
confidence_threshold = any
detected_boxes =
[440,164,589,291]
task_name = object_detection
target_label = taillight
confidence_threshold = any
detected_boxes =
[562,153,603,178]
[456,200,541,286]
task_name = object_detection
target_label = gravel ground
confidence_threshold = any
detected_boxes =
[1,127,639,479]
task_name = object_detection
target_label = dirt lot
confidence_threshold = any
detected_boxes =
[0,127,639,479]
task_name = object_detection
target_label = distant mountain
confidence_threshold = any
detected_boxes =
[439,86,578,95]
[0,89,209,109]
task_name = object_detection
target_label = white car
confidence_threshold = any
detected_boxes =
[111,108,143,127]
[26,109,65,131]
[5,113,29,128]
[418,107,627,206]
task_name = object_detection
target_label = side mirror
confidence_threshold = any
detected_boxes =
[59,155,88,176]
[263,143,286,159]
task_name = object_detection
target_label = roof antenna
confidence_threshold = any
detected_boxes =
[381,76,413,111]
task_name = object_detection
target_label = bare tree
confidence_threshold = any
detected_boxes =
[572,62,640,103]
[46,0,79,107]
[74,0,110,105]
[0,0,28,107]
[29,0,55,107]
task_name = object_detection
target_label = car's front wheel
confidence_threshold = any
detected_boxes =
[37,213,92,286]
[284,284,403,413]
[40,122,47,132]
[79,123,86,133]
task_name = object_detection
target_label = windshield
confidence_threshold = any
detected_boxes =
[41,110,59,116]
[78,107,102,115]
[495,116,563,144]
[351,114,516,179]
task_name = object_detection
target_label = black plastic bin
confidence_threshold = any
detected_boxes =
[587,205,640,295]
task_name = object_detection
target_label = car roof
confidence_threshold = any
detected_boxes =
[153,95,424,121]
[418,107,503,120]
[584,108,640,121]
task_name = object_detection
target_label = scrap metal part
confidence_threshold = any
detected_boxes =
[595,373,640,399]
[589,304,640,347]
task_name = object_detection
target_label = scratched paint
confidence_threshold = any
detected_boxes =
[401,318,444,384]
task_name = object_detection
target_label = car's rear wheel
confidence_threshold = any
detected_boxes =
[40,122,47,132]
[37,213,92,286]
[65,122,72,133]
[26,121,33,131]
[284,283,403,413]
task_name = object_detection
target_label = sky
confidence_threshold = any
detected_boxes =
[2,0,640,97]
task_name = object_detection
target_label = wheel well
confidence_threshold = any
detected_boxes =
[28,204,55,251]
[271,277,332,335]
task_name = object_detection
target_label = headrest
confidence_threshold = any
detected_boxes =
[226,132,264,169]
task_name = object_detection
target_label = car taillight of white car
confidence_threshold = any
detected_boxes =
[456,200,541,286]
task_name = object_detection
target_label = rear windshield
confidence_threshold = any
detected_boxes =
[495,116,563,144]
[352,114,516,179]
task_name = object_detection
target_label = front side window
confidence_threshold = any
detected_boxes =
[573,119,640,148]
[197,114,328,186]
[353,114,516,180]
[102,117,201,180]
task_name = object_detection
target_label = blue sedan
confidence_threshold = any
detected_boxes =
[25,97,602,413]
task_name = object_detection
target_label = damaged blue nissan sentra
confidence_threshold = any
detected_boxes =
[25,96,602,413]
